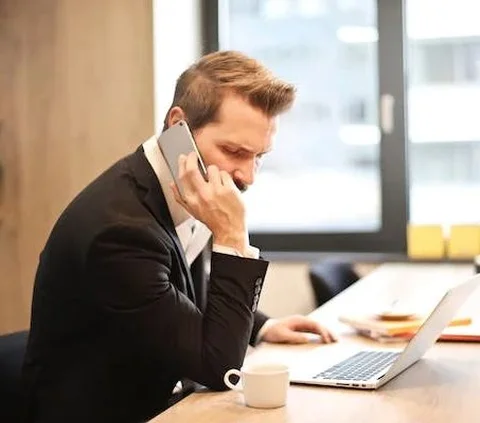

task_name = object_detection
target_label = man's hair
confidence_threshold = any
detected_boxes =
[163,50,296,131]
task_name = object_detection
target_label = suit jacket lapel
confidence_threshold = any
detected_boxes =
[125,148,196,303]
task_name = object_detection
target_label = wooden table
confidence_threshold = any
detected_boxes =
[149,263,480,423]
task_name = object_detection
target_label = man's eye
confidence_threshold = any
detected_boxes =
[223,147,240,155]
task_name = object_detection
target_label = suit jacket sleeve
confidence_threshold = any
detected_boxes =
[86,223,269,391]
[190,248,271,347]
[251,310,269,346]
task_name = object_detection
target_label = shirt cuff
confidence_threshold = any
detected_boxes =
[212,244,260,259]
[255,318,277,343]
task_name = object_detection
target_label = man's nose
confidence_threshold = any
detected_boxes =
[236,160,256,187]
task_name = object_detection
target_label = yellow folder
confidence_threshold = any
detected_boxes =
[447,225,480,259]
[407,224,445,259]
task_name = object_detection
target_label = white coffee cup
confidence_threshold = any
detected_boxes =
[223,362,289,409]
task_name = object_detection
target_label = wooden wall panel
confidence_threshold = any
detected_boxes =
[0,0,154,334]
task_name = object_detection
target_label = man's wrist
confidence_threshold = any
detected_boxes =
[256,318,277,343]
[212,231,248,255]
[212,244,260,259]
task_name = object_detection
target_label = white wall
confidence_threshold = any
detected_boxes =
[152,0,203,133]
[258,262,316,318]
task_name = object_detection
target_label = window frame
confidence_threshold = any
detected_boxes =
[202,0,409,254]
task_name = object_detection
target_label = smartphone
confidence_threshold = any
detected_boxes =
[157,120,208,197]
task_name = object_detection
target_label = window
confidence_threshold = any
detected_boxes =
[344,99,368,124]
[461,43,480,82]
[229,0,261,15]
[422,44,456,84]
[205,0,480,253]
[407,0,480,225]
[410,41,480,85]
[205,0,407,252]
[219,0,382,234]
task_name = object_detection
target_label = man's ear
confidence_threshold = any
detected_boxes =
[167,107,186,128]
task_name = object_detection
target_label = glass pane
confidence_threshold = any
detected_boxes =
[407,0,480,224]
[219,0,381,232]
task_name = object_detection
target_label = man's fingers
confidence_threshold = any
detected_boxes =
[285,331,311,344]
[184,152,207,189]
[207,165,222,189]
[317,325,336,344]
[219,170,237,191]
[304,325,334,343]
[312,323,337,344]
[170,182,188,209]
[290,317,337,344]
[290,317,322,333]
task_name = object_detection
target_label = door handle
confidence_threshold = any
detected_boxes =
[380,94,395,135]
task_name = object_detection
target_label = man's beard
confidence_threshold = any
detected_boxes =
[234,179,248,193]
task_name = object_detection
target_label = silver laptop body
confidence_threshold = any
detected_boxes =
[290,273,480,390]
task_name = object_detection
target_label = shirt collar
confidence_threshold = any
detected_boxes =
[142,135,191,227]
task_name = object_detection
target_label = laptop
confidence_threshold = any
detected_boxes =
[290,273,480,390]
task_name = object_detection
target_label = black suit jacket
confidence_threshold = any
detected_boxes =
[22,148,269,423]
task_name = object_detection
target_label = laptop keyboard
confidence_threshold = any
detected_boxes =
[314,351,400,381]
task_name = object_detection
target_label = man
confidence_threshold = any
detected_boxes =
[22,51,335,423]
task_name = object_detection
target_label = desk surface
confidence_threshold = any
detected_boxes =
[149,263,480,423]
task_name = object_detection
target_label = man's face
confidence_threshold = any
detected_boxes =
[193,94,277,192]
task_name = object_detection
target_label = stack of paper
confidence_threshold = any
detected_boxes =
[338,314,477,343]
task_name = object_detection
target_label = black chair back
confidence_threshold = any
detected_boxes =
[309,261,359,307]
[0,330,28,423]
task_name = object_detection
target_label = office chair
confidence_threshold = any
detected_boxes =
[309,260,360,307]
[0,330,28,422]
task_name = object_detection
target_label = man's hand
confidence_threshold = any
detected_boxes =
[261,315,337,344]
[171,152,248,254]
